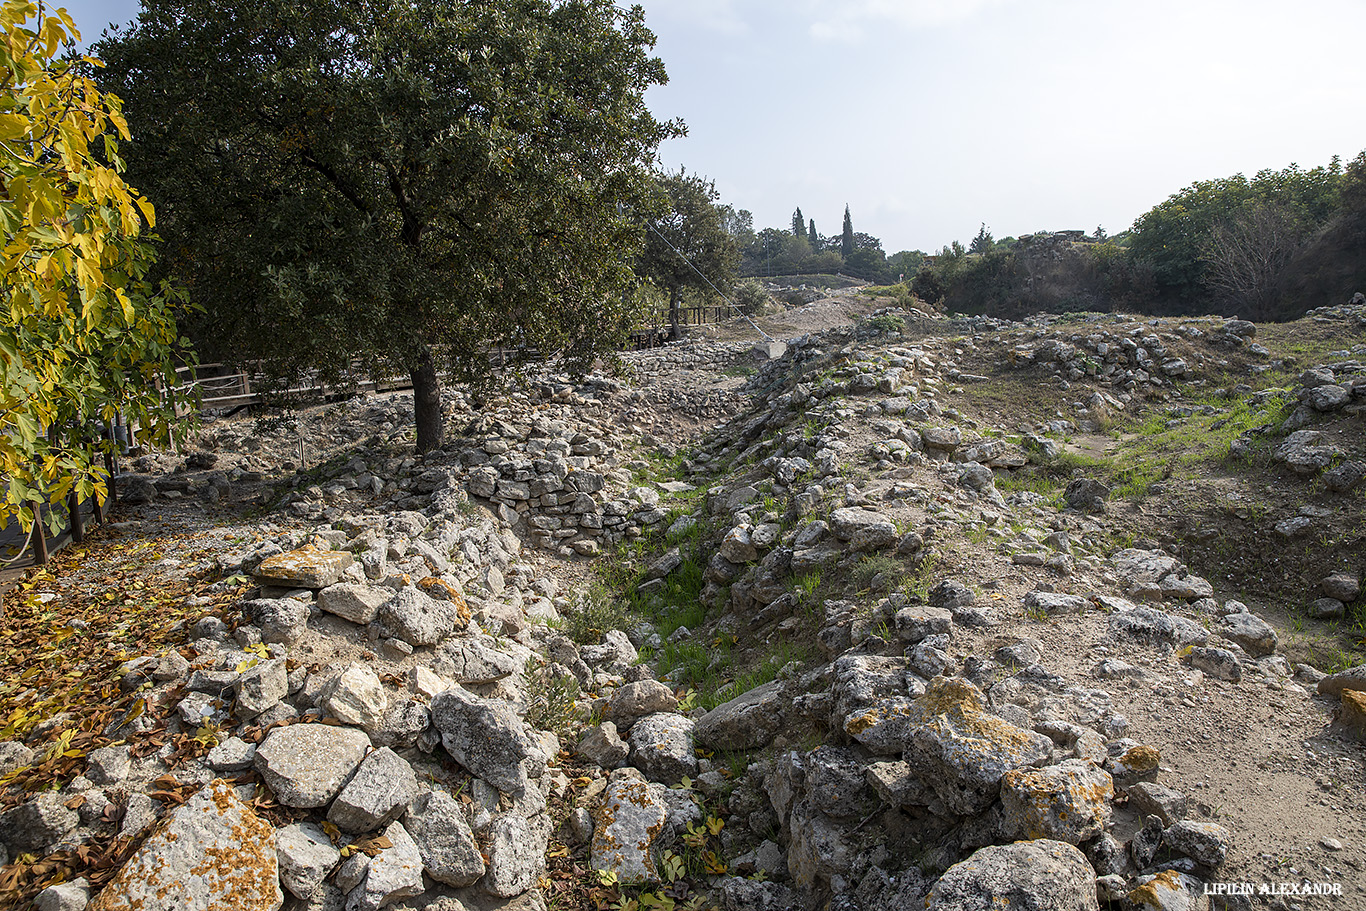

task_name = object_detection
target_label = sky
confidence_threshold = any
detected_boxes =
[63,0,1366,254]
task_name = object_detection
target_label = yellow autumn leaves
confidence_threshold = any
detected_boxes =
[0,1,193,533]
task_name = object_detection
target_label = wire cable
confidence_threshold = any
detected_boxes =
[645,220,775,342]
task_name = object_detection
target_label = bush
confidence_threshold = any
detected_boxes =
[733,278,772,316]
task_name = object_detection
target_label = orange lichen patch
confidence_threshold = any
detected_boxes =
[1116,744,1161,773]
[1001,762,1114,842]
[255,545,352,588]
[844,701,913,737]
[911,677,1041,757]
[417,577,471,628]
[1337,689,1366,738]
[1126,869,1186,908]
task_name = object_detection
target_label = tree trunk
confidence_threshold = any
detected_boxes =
[411,347,444,453]
[669,285,681,341]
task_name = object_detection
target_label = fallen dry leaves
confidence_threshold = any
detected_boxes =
[0,521,251,908]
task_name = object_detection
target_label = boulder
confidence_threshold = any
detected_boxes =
[903,677,1054,816]
[345,821,425,911]
[925,839,1098,910]
[378,587,464,647]
[35,879,90,911]
[577,722,631,769]
[404,790,485,887]
[430,686,543,793]
[693,681,786,751]
[1108,606,1208,650]
[1323,460,1365,492]
[1022,591,1089,615]
[830,654,916,727]
[481,813,549,898]
[719,525,759,563]
[323,665,388,730]
[628,713,698,786]
[1219,611,1277,657]
[254,723,371,809]
[786,799,855,890]
[1273,430,1343,475]
[1124,871,1208,911]
[370,699,431,750]
[895,605,953,643]
[1318,664,1366,698]
[1322,572,1361,603]
[1184,646,1242,682]
[246,598,311,646]
[1166,820,1232,867]
[1000,759,1114,844]
[1063,478,1109,512]
[592,768,668,883]
[235,658,288,720]
[803,746,879,819]
[920,425,963,453]
[276,822,340,900]
[606,679,678,730]
[87,779,281,911]
[433,637,522,684]
[327,747,419,833]
[0,792,79,854]
[828,507,896,544]
[317,582,392,625]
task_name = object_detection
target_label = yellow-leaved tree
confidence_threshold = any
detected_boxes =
[0,0,194,535]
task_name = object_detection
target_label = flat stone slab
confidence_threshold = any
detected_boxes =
[592,769,667,883]
[255,545,353,589]
[87,779,281,911]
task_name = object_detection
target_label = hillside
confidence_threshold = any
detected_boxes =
[1,291,1364,911]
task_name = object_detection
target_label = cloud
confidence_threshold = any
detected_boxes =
[809,0,1012,43]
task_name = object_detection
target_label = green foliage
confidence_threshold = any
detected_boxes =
[860,311,905,335]
[640,167,742,337]
[1128,156,1349,307]
[969,223,994,254]
[794,571,822,606]
[524,663,582,739]
[100,0,678,451]
[850,554,902,592]
[564,584,631,645]
[887,249,927,281]
[0,2,195,533]
[702,639,809,710]
[731,278,772,317]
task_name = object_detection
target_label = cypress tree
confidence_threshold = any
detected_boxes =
[808,218,818,249]
[841,205,854,259]
[792,207,805,237]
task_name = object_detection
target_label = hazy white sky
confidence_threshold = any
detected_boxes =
[67,0,1366,253]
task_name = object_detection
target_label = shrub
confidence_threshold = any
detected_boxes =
[733,278,772,316]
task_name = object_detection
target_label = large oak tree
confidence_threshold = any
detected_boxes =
[98,0,680,451]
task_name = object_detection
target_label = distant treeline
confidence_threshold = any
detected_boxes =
[722,205,922,285]
[726,152,1366,320]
